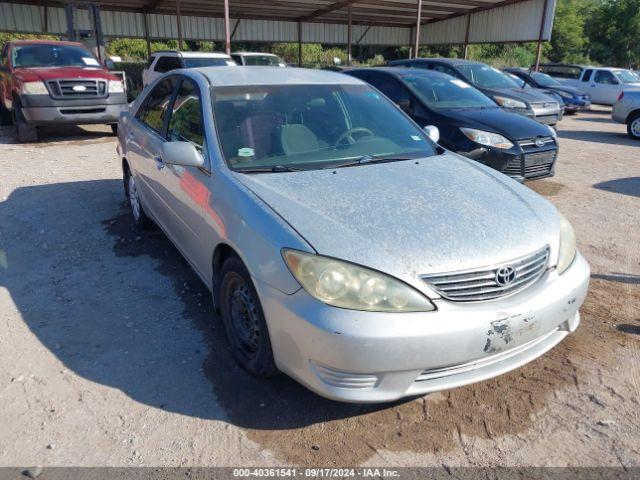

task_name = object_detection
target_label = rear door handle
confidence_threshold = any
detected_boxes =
[154,156,165,170]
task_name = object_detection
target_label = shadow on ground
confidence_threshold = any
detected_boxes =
[558,129,636,146]
[0,124,113,145]
[2,179,624,465]
[593,177,640,198]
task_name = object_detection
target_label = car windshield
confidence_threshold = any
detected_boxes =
[183,57,234,68]
[212,84,438,172]
[531,72,561,86]
[613,70,640,83]
[12,44,100,68]
[403,75,497,110]
[242,55,282,66]
[506,73,529,88]
[457,64,520,89]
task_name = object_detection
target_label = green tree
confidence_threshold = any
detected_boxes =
[585,0,640,68]
[547,0,589,63]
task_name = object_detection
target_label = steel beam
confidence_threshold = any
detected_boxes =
[413,0,422,58]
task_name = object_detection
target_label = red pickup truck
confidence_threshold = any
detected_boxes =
[0,40,127,142]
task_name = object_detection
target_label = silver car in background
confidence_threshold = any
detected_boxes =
[116,67,589,403]
[612,90,640,139]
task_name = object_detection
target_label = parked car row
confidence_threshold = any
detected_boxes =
[118,66,589,403]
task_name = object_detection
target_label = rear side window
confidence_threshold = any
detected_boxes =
[368,75,409,103]
[167,78,204,148]
[582,69,593,82]
[594,70,617,84]
[155,56,182,73]
[136,77,177,134]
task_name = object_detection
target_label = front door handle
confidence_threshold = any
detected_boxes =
[154,155,165,170]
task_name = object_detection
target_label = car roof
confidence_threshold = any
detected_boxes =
[348,66,453,80]
[152,50,231,58]
[232,52,279,57]
[197,66,363,86]
[391,58,482,67]
[8,40,88,48]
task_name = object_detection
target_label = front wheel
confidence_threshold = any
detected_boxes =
[13,106,37,143]
[627,113,640,140]
[219,256,279,378]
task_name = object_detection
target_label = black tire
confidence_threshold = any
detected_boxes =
[123,165,154,229]
[110,124,118,136]
[13,105,37,143]
[219,256,279,377]
[0,102,12,126]
[627,112,640,140]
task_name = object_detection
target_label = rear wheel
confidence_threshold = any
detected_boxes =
[219,256,279,377]
[627,113,640,140]
[123,165,153,229]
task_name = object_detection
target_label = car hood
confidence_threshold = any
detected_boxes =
[439,107,553,141]
[235,153,560,293]
[13,66,118,82]
[482,86,557,103]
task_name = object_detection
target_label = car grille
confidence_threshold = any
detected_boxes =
[534,114,558,124]
[47,79,107,98]
[420,246,550,302]
[504,137,557,179]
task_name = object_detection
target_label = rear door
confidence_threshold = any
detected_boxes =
[127,76,179,225]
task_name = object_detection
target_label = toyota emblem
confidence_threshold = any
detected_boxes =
[495,266,517,286]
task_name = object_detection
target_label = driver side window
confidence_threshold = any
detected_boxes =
[594,70,617,85]
[167,78,204,149]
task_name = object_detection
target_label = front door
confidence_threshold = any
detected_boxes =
[590,70,622,105]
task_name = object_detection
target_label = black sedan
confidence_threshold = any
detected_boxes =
[388,58,562,126]
[504,68,591,114]
[344,68,559,182]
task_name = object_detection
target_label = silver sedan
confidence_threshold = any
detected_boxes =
[116,67,589,403]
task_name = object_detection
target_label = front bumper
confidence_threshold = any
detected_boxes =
[256,253,590,403]
[21,103,127,126]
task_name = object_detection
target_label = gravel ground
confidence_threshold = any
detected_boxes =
[0,108,638,468]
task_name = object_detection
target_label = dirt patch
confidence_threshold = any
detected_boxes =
[529,180,565,197]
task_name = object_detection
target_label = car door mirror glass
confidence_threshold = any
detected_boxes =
[162,141,205,168]
[423,125,440,143]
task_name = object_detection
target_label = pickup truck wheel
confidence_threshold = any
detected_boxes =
[627,113,640,140]
[219,256,279,378]
[12,106,38,143]
[0,102,12,126]
[123,167,153,229]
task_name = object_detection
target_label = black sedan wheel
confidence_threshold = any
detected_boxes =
[219,256,279,377]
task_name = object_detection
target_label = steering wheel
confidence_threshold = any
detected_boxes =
[335,127,375,146]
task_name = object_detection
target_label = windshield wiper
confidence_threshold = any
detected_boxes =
[237,164,303,173]
[322,155,413,169]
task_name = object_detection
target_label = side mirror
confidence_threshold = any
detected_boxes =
[423,125,440,143]
[396,99,412,114]
[104,59,115,70]
[161,141,205,168]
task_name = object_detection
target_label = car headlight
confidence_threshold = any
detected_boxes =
[494,96,527,109]
[21,81,48,95]
[282,249,436,312]
[108,80,125,93]
[557,213,576,274]
[460,127,514,149]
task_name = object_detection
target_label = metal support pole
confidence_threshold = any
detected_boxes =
[413,0,422,59]
[143,12,152,58]
[297,21,302,67]
[64,3,75,41]
[535,0,549,71]
[463,13,471,59]
[224,0,231,55]
[347,9,352,66]
[176,0,184,50]
[90,5,104,61]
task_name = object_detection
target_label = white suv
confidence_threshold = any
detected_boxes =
[142,51,236,86]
